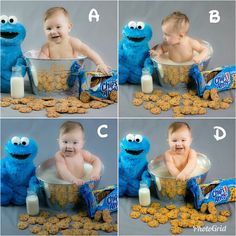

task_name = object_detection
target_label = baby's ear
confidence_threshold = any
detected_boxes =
[179,32,186,38]
[68,23,72,32]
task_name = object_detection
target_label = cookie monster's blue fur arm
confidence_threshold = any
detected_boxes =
[15,56,27,76]
[141,169,151,187]
[118,41,129,84]
[144,54,154,74]
[29,168,40,193]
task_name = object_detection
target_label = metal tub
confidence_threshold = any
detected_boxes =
[151,40,213,91]
[36,158,101,211]
[24,50,86,95]
[148,153,211,202]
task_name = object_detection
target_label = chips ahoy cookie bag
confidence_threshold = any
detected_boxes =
[80,70,118,101]
[189,64,236,96]
[187,177,236,210]
[80,181,118,218]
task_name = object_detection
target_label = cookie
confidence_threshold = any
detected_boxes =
[18,106,32,113]
[19,214,30,221]
[30,225,42,234]
[150,107,161,115]
[220,210,231,216]
[130,211,141,219]
[80,91,91,103]
[109,90,117,102]
[141,215,153,223]
[147,220,159,228]
[17,221,29,230]
[132,98,143,106]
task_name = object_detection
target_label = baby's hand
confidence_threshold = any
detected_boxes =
[150,49,162,58]
[96,63,112,75]
[72,178,85,186]
[192,55,202,64]
[176,172,190,181]
[90,174,101,181]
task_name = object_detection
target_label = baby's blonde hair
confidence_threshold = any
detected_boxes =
[168,122,191,136]
[162,11,190,34]
[44,7,70,22]
[59,121,84,136]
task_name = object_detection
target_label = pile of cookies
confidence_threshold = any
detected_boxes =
[0,95,117,118]
[17,209,117,235]
[162,65,190,86]
[36,64,71,92]
[159,179,187,199]
[129,201,231,234]
[132,88,233,117]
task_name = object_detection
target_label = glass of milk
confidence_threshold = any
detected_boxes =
[10,66,24,98]
[26,189,39,216]
[141,68,153,94]
[139,182,151,206]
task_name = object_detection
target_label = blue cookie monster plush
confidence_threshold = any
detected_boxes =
[119,21,154,84]
[0,15,26,93]
[119,133,151,197]
[1,136,39,206]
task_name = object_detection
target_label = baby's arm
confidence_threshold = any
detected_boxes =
[82,150,103,181]
[150,42,168,58]
[177,149,197,181]
[190,38,209,64]
[164,151,181,177]
[55,151,84,185]
[38,44,50,59]
[70,37,111,74]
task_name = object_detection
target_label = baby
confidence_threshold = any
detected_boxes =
[39,7,110,74]
[151,11,208,63]
[55,121,102,185]
[164,122,197,181]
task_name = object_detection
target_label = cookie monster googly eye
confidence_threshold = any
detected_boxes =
[126,133,135,142]
[137,21,145,30]
[20,137,29,146]
[128,21,137,29]
[11,136,21,145]
[0,15,8,24]
[8,16,17,24]
[134,134,143,143]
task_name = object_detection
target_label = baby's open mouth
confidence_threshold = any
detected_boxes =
[125,149,143,155]
[10,153,30,159]
[127,36,145,42]
[0,32,19,39]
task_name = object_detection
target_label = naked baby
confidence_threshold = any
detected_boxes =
[151,11,208,63]
[164,122,197,181]
[55,121,103,185]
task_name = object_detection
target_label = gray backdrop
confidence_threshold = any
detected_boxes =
[119,119,235,235]
[1,118,117,235]
[119,1,235,117]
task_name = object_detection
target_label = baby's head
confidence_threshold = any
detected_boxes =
[43,7,72,44]
[58,121,85,157]
[167,122,192,154]
[161,11,190,45]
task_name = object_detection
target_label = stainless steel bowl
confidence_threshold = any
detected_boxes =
[148,153,211,202]
[36,158,101,211]
[25,50,87,95]
[151,40,213,91]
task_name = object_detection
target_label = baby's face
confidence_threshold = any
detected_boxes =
[162,22,181,45]
[59,128,84,157]
[44,12,71,44]
[168,127,192,154]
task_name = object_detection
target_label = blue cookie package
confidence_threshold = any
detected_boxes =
[189,64,236,96]
[80,181,118,218]
[82,71,118,99]
[187,177,236,210]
